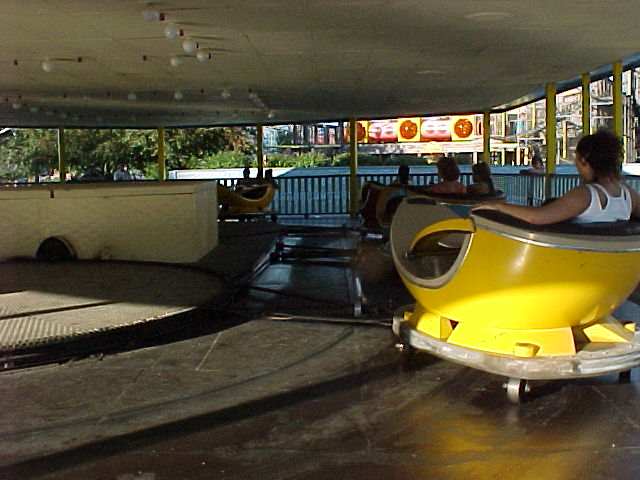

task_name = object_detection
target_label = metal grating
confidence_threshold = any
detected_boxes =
[0,315,75,350]
[0,261,223,353]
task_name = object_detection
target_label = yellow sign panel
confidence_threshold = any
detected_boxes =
[450,115,477,141]
[397,117,421,142]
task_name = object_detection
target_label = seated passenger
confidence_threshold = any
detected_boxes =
[235,167,254,189]
[264,169,279,189]
[467,161,496,196]
[520,153,545,175]
[113,163,132,181]
[424,156,466,195]
[392,164,411,187]
[473,130,640,224]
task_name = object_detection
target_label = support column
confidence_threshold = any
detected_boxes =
[303,123,310,145]
[501,111,508,137]
[349,119,359,217]
[256,124,264,178]
[57,128,66,183]
[483,111,491,164]
[545,83,557,200]
[581,72,591,136]
[545,83,557,174]
[613,61,623,140]
[562,120,568,160]
[157,127,166,180]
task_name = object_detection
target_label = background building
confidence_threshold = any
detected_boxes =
[266,68,640,166]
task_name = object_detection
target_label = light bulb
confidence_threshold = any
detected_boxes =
[11,102,22,110]
[267,110,275,119]
[164,23,179,40]
[29,106,39,113]
[41,60,54,73]
[221,89,231,99]
[182,39,197,54]
[142,10,161,22]
[170,56,183,67]
[127,92,137,101]
[174,90,183,101]
[196,51,212,62]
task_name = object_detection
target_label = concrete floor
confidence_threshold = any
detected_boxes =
[1,218,640,480]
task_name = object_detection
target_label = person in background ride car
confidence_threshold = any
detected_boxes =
[424,156,466,194]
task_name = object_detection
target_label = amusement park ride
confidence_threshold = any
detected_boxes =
[390,197,640,403]
[1,1,640,405]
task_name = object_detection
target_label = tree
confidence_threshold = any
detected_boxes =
[0,126,255,181]
[0,129,57,181]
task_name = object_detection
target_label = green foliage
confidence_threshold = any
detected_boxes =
[199,151,253,168]
[266,152,332,167]
[163,128,253,170]
[0,125,429,182]
[0,129,57,180]
[142,162,160,181]
[0,127,254,181]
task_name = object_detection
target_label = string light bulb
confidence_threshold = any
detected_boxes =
[221,89,231,99]
[164,23,182,40]
[142,10,161,22]
[170,56,183,67]
[196,51,212,62]
[182,39,198,54]
[41,59,54,73]
[174,90,184,101]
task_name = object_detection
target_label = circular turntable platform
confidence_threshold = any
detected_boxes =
[0,261,223,351]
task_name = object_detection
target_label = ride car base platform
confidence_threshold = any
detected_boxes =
[393,305,640,403]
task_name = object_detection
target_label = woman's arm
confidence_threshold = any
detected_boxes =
[472,186,590,225]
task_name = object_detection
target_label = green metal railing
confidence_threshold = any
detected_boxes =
[6,173,638,217]
[263,173,639,215]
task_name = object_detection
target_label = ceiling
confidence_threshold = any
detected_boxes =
[2,0,640,128]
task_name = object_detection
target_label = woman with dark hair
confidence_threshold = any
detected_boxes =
[425,156,466,194]
[467,161,496,195]
[473,129,640,224]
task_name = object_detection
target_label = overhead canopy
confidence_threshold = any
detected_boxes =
[3,0,640,128]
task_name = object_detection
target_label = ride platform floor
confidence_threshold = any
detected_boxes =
[0,221,281,353]
[1,216,640,480]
